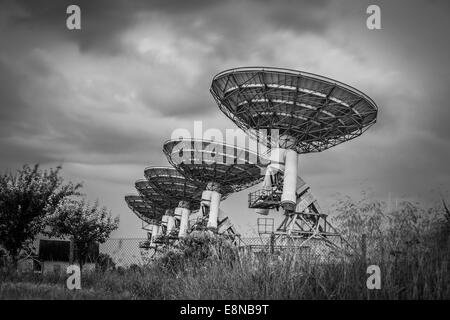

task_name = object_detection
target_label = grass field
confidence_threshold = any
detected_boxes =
[1,235,449,300]
[1,197,449,300]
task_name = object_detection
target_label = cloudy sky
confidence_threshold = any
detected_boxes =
[0,0,449,237]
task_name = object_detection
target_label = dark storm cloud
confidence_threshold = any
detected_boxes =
[1,0,338,55]
[0,48,165,168]
[2,0,138,54]
[0,0,344,117]
[1,0,220,55]
[263,0,331,32]
[0,0,347,123]
[0,53,61,140]
[0,61,29,122]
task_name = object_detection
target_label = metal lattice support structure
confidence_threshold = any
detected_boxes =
[251,176,356,257]
[274,210,355,257]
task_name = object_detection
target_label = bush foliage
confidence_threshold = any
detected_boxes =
[1,195,449,300]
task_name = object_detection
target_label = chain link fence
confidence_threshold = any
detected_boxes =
[100,235,358,267]
[239,236,356,262]
[100,238,149,267]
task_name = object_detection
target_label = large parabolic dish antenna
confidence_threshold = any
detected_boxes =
[163,138,267,230]
[135,179,175,208]
[144,166,203,210]
[211,67,378,213]
[125,194,164,225]
[125,194,165,246]
[144,166,204,237]
[135,177,190,239]
[163,139,267,193]
[210,67,378,153]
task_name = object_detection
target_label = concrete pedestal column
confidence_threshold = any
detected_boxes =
[177,200,191,238]
[167,216,176,235]
[200,190,212,217]
[281,149,298,211]
[162,209,175,235]
[151,224,160,242]
[207,190,221,229]
[200,182,222,230]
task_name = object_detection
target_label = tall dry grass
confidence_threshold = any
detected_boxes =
[1,195,449,299]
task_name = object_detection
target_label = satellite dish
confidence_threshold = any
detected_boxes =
[211,67,378,256]
[163,138,268,230]
[144,166,203,238]
[210,66,377,154]
[211,66,378,211]
[124,194,164,247]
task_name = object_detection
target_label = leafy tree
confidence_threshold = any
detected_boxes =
[47,197,119,271]
[0,164,82,266]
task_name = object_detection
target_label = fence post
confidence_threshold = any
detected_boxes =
[270,233,275,254]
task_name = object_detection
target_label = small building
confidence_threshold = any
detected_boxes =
[7,233,99,273]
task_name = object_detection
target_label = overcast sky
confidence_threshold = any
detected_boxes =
[0,0,449,237]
